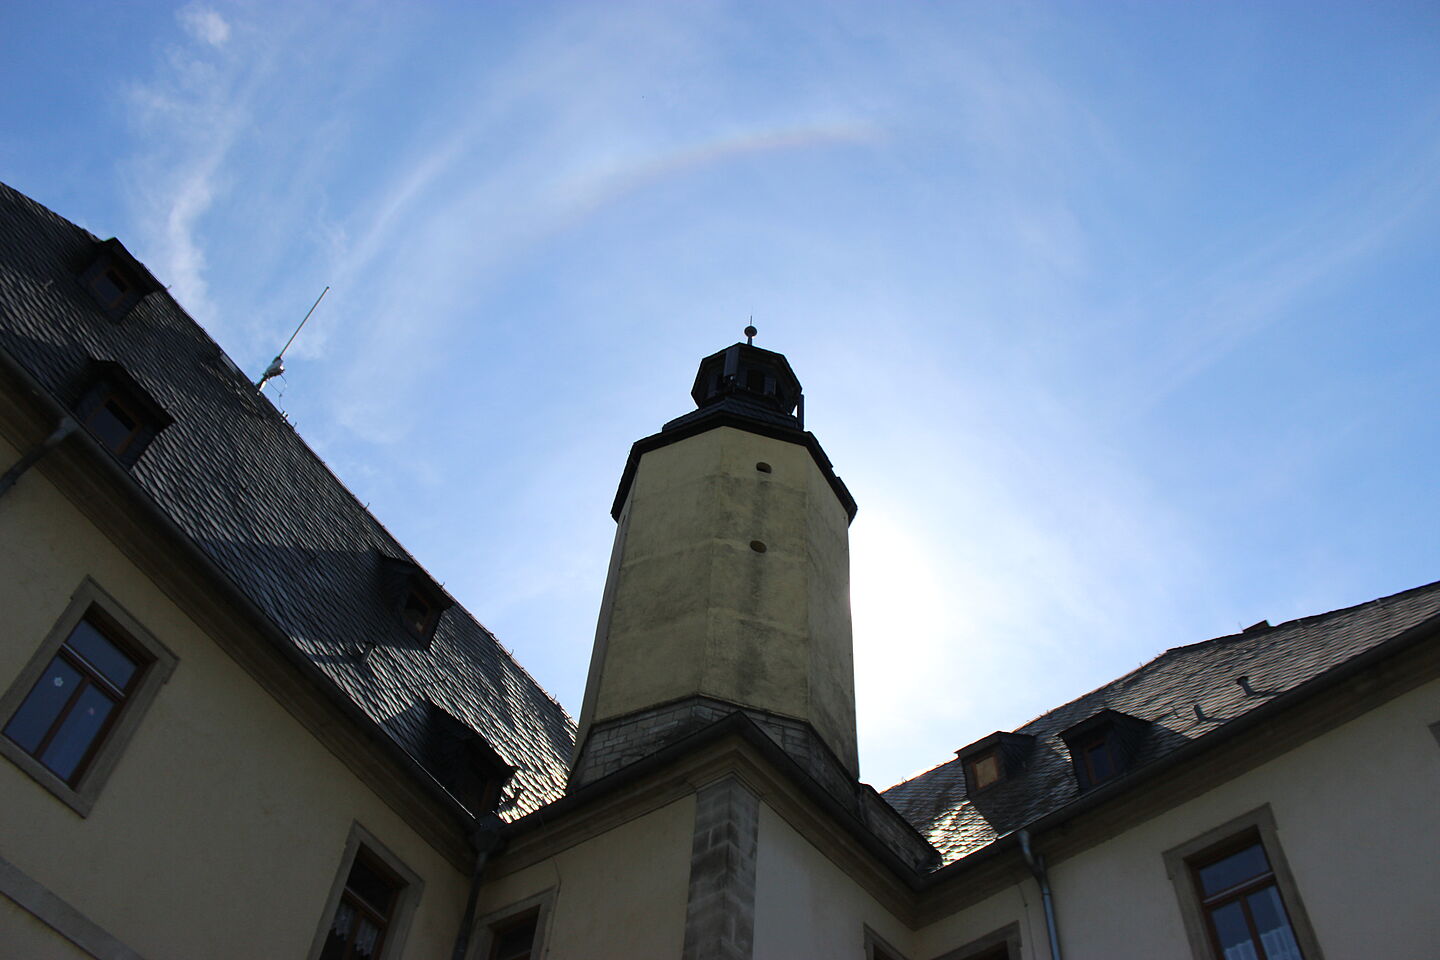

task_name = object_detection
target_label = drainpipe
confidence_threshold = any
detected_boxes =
[451,814,505,960]
[1018,829,1064,960]
[0,416,77,500]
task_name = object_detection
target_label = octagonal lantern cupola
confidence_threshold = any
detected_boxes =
[688,336,803,426]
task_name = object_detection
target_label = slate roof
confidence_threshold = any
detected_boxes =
[882,579,1440,866]
[7,182,1436,875]
[0,182,575,820]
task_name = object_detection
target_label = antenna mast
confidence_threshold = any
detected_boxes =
[257,285,329,391]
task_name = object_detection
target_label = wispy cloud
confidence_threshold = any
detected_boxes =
[119,5,262,329]
[83,0,1440,792]
[1128,116,1440,411]
[177,3,230,48]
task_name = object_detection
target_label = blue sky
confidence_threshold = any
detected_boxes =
[4,1,1438,789]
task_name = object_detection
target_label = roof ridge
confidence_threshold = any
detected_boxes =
[0,180,572,726]
[881,576,1440,796]
[1163,576,1440,654]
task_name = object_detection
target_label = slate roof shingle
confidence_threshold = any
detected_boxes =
[0,182,575,820]
[881,579,1440,866]
[5,180,1434,873]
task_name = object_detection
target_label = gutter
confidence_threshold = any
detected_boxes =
[497,602,1440,916]
[918,602,1440,890]
[0,415,76,499]
[0,344,479,850]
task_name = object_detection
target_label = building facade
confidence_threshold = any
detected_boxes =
[1,181,1436,960]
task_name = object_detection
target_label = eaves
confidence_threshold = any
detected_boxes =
[0,341,479,872]
[911,603,1440,922]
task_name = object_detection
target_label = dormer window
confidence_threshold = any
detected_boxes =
[401,588,438,637]
[378,556,453,645]
[1073,731,1118,785]
[1058,709,1151,791]
[92,266,132,310]
[423,702,514,815]
[966,749,1003,791]
[73,361,171,467]
[79,239,160,322]
[955,731,1035,796]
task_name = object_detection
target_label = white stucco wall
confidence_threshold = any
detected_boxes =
[0,439,468,959]
[915,676,1440,960]
[474,794,696,960]
[752,801,911,960]
[0,894,94,960]
[581,425,858,772]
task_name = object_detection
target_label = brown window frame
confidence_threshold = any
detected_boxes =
[3,608,144,785]
[964,748,1003,791]
[0,579,177,816]
[1164,806,1325,960]
[954,732,1035,796]
[1058,708,1150,791]
[83,389,147,458]
[308,824,423,960]
[71,361,172,468]
[475,891,554,960]
[78,238,159,322]
[1189,832,1303,960]
[1073,731,1117,786]
[324,849,404,960]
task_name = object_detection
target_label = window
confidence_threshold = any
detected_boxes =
[400,587,438,638]
[966,748,1002,791]
[1073,731,1117,785]
[1058,708,1150,791]
[954,732,1035,795]
[422,701,514,815]
[78,238,159,321]
[321,851,403,960]
[863,926,910,960]
[1165,806,1323,960]
[378,556,452,645]
[476,892,553,960]
[3,612,141,784]
[967,948,1012,960]
[489,910,539,960]
[91,265,133,310]
[72,361,171,467]
[0,580,176,815]
[1191,838,1303,960]
[84,389,146,458]
[309,825,422,960]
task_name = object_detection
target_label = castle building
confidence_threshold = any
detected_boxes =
[1,179,1437,960]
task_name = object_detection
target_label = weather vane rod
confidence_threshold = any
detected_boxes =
[257,285,329,391]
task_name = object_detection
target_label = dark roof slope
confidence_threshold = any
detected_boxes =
[0,182,574,819]
[882,579,1440,866]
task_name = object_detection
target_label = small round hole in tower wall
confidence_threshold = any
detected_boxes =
[755,462,772,473]
[749,540,767,553]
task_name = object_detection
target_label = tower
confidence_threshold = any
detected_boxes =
[572,331,860,788]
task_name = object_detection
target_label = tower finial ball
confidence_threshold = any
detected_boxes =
[744,325,757,344]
